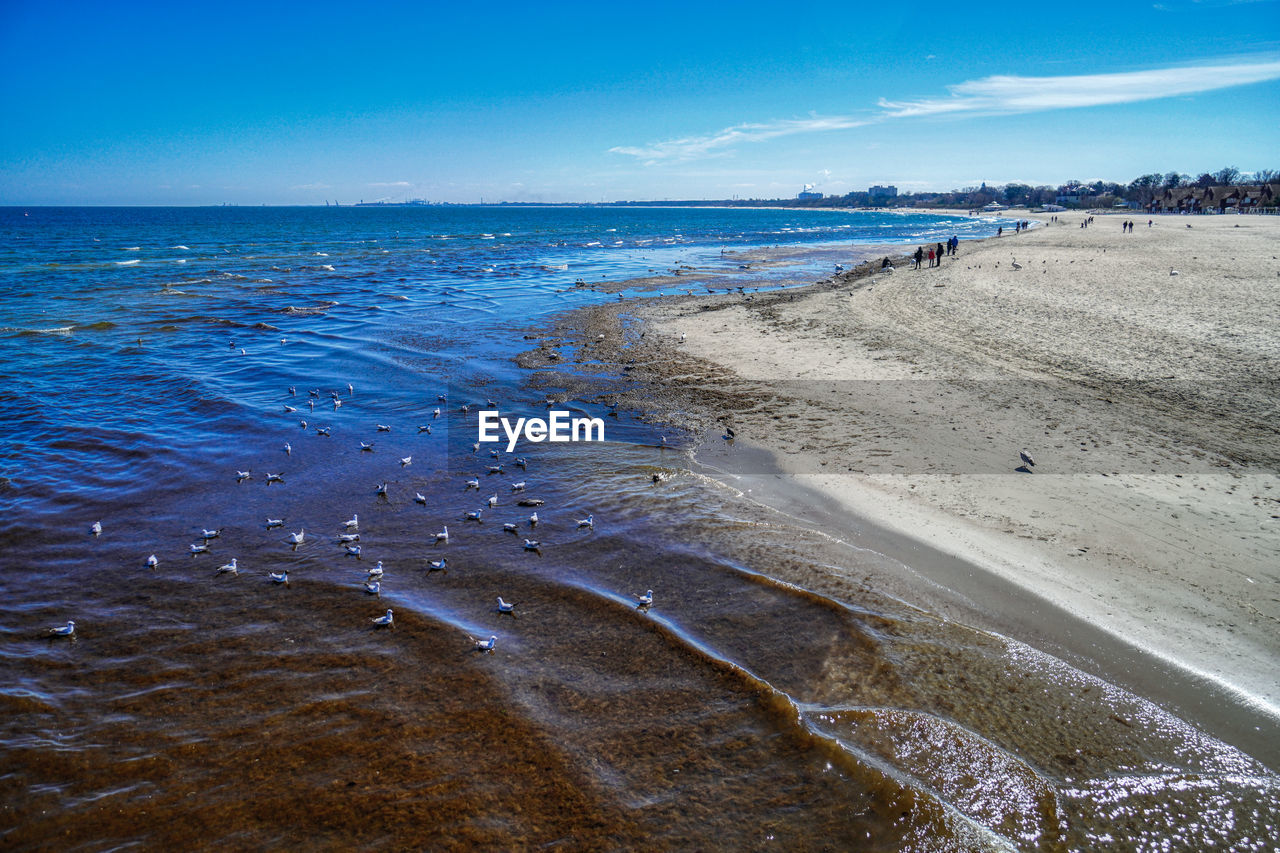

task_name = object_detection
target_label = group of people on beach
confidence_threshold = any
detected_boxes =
[912,235,960,269]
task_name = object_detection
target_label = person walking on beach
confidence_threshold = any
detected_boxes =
[935,242,945,265]
[927,247,935,268]
[913,246,924,269]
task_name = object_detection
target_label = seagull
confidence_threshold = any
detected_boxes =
[1170,268,1180,276]
[489,449,500,459]
[433,408,441,419]
[461,404,470,414]
[400,456,412,467]
[374,482,388,497]
[496,596,516,614]
[360,442,374,452]
[371,609,394,628]
[201,528,221,540]
[1011,260,1023,270]
[377,424,390,432]
[487,494,498,507]
[237,470,252,482]
[724,426,735,440]
[269,570,290,587]
[437,394,447,402]
[503,523,518,534]
[427,557,447,572]
[284,442,291,456]
[529,512,538,527]
[146,554,158,570]
[471,443,480,453]
[266,473,284,484]
[414,492,427,504]
[338,533,359,543]
[344,514,359,529]
[635,589,654,608]
[367,561,384,580]
[48,621,76,637]
[333,399,342,410]
[465,478,480,490]
[316,426,331,436]
[364,580,381,595]
[288,528,305,546]
[577,515,594,530]
[216,558,239,576]
[346,544,362,558]
[284,404,297,413]
[472,635,497,653]
[190,543,209,555]
[288,386,296,396]
[523,539,540,551]
[266,518,283,528]
[299,421,307,429]
[511,481,526,492]
[465,509,482,521]
[91,521,102,537]
[514,457,527,469]
[418,425,432,434]
[1019,449,1036,469]
[487,465,503,475]
[347,383,354,395]
[435,526,449,544]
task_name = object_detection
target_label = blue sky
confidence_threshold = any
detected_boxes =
[1,0,1277,204]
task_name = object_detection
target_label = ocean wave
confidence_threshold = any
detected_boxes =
[115,259,140,266]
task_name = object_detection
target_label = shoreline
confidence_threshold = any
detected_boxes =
[523,212,1280,768]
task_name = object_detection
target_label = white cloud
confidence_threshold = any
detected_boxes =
[611,57,1280,164]
[292,182,331,191]
[368,181,413,188]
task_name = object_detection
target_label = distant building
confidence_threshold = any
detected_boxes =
[798,185,823,200]
[868,185,898,200]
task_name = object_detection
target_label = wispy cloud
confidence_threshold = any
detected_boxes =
[611,58,1280,164]
[609,115,873,164]
[368,181,413,188]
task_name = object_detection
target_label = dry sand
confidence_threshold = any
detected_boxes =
[527,211,1280,761]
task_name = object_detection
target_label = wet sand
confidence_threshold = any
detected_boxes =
[523,212,1280,768]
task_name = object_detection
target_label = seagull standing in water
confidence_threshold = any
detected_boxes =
[635,589,654,608]
[364,580,381,595]
[367,561,384,581]
[435,526,449,545]
[216,558,239,576]
[91,521,102,537]
[371,609,394,628]
[48,621,76,638]
[190,543,209,555]
[487,494,498,507]
[237,470,252,482]
[529,512,538,527]
[146,554,158,570]
[471,635,497,653]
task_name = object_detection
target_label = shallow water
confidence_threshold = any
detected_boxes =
[1,206,1276,850]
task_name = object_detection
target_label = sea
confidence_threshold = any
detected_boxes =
[0,205,1275,851]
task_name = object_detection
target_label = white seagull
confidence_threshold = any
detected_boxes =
[344,514,359,529]
[496,596,516,614]
[433,408,441,419]
[400,456,412,467]
[472,635,497,653]
[367,561,384,580]
[284,404,297,413]
[360,442,374,452]
[266,518,284,529]
[346,544,362,558]
[414,492,427,505]
[577,515,594,530]
[216,558,239,576]
[487,494,498,507]
[635,589,654,608]
[511,481,526,492]
[288,528,305,546]
[374,482,388,497]
[515,457,527,469]
[190,543,209,555]
[376,424,390,432]
[465,509,482,521]
[91,521,102,536]
[523,539,540,551]
[201,528,221,540]
[269,570,290,587]
[1019,449,1036,469]
[48,621,76,637]
[371,609,394,627]
[465,478,480,490]
[364,580,381,595]
[146,554,158,570]
[266,473,284,484]
[529,512,538,527]
[503,523,518,534]
[237,470,252,481]
[338,533,359,543]
[427,557,447,572]
[435,526,449,544]
[418,425,432,434]
[284,442,291,455]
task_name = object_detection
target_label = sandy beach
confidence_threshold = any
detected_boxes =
[534,211,1280,764]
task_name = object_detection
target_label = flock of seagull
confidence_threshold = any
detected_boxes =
[63,387,657,647]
